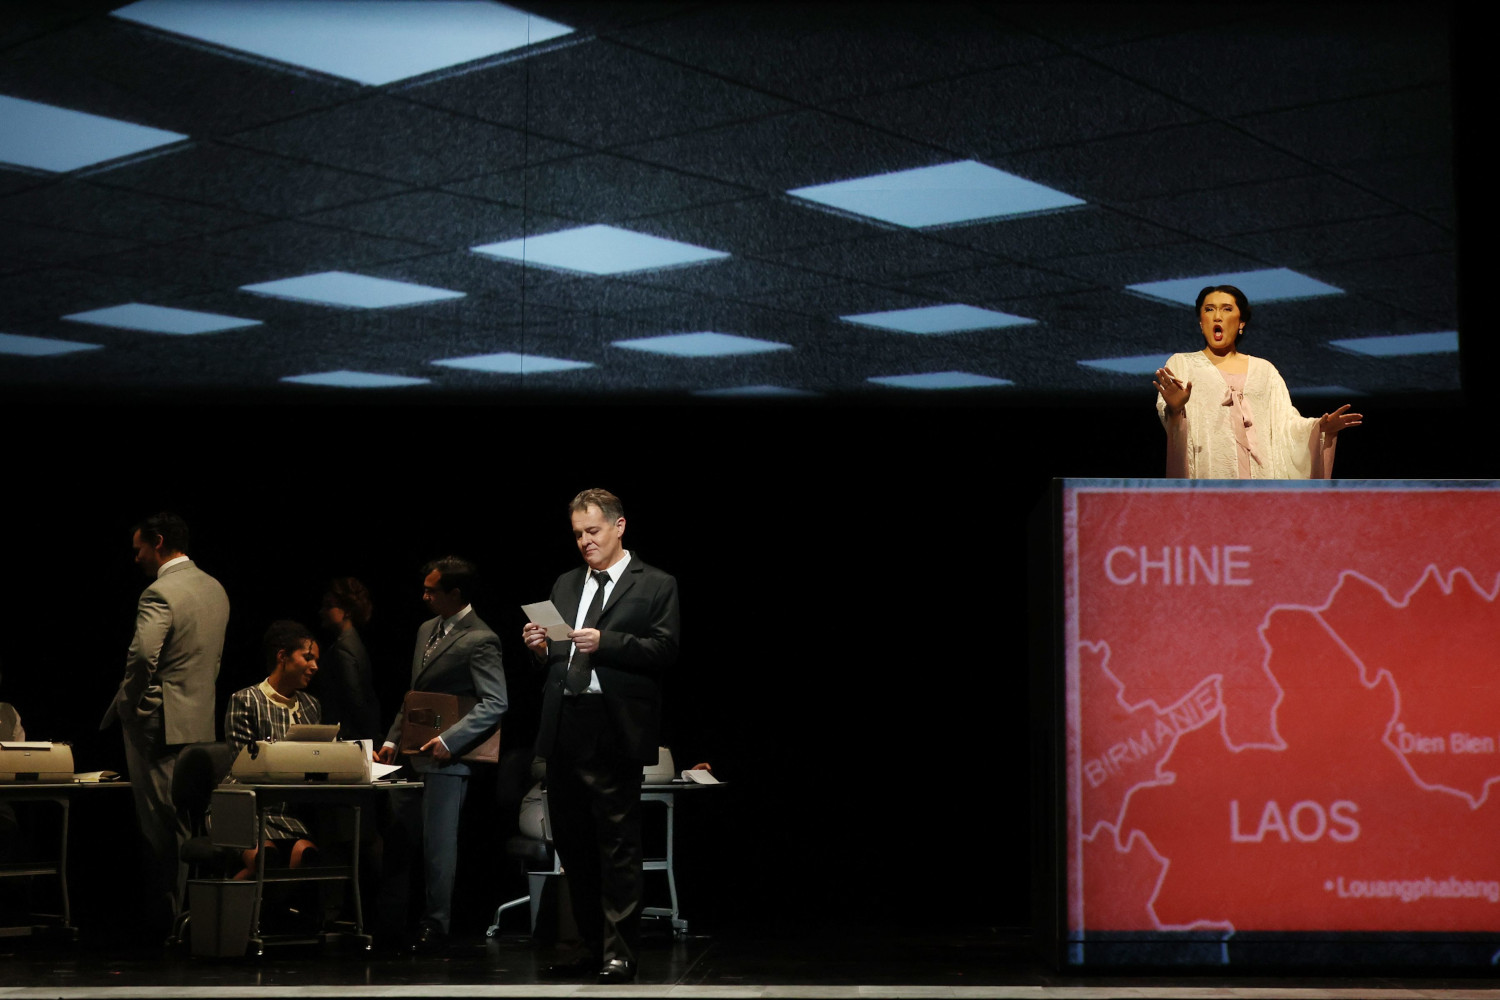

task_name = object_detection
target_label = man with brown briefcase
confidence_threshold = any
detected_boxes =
[376,555,506,951]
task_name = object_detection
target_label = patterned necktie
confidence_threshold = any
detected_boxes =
[564,570,612,694]
[422,619,445,666]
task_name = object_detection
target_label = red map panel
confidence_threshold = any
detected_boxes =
[1064,482,1500,936]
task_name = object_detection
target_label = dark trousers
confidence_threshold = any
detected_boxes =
[546,694,644,966]
[120,712,188,934]
[420,769,468,933]
[380,767,469,936]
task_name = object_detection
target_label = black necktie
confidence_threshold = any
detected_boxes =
[422,619,444,666]
[564,571,612,694]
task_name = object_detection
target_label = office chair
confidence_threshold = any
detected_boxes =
[167,741,236,946]
[485,749,555,936]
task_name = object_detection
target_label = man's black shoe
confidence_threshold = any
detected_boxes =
[541,956,597,979]
[410,919,449,955]
[598,958,636,983]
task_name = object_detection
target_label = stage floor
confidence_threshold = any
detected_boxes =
[3,925,1500,999]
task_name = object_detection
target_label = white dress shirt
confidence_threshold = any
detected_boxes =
[382,604,474,751]
[569,550,631,694]
[157,554,189,576]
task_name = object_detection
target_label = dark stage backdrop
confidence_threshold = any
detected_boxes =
[1,388,1489,937]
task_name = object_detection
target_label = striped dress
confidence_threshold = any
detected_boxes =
[224,681,322,840]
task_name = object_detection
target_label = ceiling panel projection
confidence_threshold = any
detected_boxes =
[0,1,1458,399]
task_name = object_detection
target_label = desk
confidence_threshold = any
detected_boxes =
[0,781,130,939]
[208,781,421,956]
[641,780,724,938]
[484,779,723,940]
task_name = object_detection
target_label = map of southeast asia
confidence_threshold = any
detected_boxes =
[1064,483,1500,936]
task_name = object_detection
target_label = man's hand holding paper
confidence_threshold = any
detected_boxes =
[522,601,571,639]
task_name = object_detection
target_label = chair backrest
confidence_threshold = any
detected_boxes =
[171,741,234,832]
[0,702,21,742]
[494,746,536,814]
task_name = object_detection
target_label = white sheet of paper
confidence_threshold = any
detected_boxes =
[371,761,403,780]
[522,600,573,640]
[681,769,719,784]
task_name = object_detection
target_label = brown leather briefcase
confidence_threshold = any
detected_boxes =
[399,690,501,763]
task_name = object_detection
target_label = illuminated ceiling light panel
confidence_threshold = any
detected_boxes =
[868,371,1014,389]
[1128,268,1343,305]
[241,271,465,308]
[612,332,791,357]
[63,303,261,335]
[694,385,818,397]
[281,370,429,388]
[0,95,186,172]
[431,351,592,374]
[842,303,1035,334]
[787,160,1084,228]
[1329,331,1458,356]
[112,1,573,86]
[472,225,729,276]
[0,332,102,356]
[1077,354,1170,375]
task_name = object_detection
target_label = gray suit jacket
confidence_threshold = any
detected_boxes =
[384,609,507,777]
[102,558,230,745]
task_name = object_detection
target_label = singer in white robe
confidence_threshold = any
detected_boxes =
[1153,284,1362,479]
[1155,350,1336,479]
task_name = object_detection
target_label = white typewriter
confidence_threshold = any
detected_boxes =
[0,741,75,782]
[229,731,369,784]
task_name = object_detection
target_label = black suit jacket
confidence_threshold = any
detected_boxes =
[317,626,381,743]
[535,555,679,765]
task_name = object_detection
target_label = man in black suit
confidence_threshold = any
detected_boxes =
[523,488,680,984]
[376,556,506,951]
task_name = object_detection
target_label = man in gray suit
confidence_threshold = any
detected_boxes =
[376,556,506,951]
[101,512,229,933]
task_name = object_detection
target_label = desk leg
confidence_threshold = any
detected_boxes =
[248,808,268,956]
[642,794,689,938]
[349,802,369,949]
[57,796,73,934]
[662,797,685,937]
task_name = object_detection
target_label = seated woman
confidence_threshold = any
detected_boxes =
[223,621,323,880]
[1153,284,1363,478]
[316,577,381,743]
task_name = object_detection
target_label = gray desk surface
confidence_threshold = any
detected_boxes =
[0,780,131,791]
[642,780,726,791]
[219,779,423,793]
